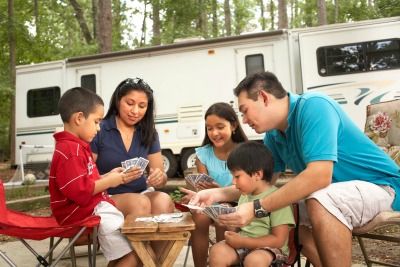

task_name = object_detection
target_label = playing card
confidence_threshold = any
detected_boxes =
[121,161,127,169]
[184,174,198,188]
[138,157,149,171]
[220,206,236,214]
[198,173,214,183]
[182,203,204,211]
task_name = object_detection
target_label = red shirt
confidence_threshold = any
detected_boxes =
[49,131,114,225]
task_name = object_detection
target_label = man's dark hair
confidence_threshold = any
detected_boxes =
[58,87,104,122]
[227,141,274,182]
[233,71,287,100]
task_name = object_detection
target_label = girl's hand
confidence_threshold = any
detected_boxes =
[224,231,242,249]
[122,166,142,183]
[147,168,167,188]
[196,181,220,190]
[179,187,196,204]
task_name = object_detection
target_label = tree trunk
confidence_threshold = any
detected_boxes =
[278,0,288,29]
[317,0,327,25]
[68,0,93,44]
[97,0,112,52]
[152,0,161,45]
[92,0,98,39]
[198,0,208,38]
[140,1,148,47]
[269,0,275,30]
[8,0,16,165]
[259,0,266,30]
[334,0,339,23]
[212,0,218,37]
[224,0,231,36]
[34,0,39,37]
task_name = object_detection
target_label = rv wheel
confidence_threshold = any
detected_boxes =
[162,150,178,178]
[180,148,197,172]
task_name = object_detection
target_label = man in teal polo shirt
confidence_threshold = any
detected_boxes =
[188,71,399,267]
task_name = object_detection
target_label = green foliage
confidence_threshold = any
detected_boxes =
[0,0,398,161]
[169,188,184,202]
[375,0,400,17]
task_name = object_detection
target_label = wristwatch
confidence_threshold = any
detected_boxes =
[253,199,270,218]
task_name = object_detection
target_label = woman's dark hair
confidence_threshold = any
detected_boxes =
[227,141,274,182]
[201,102,247,146]
[105,78,156,147]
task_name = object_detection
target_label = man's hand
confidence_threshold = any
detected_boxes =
[179,187,215,207]
[224,231,243,249]
[218,201,254,228]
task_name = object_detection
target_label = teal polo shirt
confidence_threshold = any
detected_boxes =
[263,92,400,211]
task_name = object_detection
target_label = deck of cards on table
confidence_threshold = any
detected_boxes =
[121,157,149,173]
[183,203,236,221]
[185,173,215,189]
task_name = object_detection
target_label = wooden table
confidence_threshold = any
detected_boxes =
[122,212,195,267]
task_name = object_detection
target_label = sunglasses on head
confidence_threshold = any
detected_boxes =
[116,78,153,93]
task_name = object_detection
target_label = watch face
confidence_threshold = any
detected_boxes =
[255,210,266,218]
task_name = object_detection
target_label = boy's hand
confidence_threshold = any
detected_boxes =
[122,166,142,183]
[106,171,124,188]
[224,231,242,249]
[218,201,254,228]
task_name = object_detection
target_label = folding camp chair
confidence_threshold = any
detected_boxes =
[282,203,302,267]
[351,99,400,267]
[0,181,100,267]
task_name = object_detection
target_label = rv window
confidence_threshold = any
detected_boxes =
[245,54,264,76]
[367,39,400,71]
[27,86,60,117]
[317,38,400,76]
[81,74,96,92]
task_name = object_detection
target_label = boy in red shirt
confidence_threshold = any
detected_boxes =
[49,87,141,266]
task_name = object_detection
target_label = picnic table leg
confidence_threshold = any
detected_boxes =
[160,240,188,267]
[131,241,157,267]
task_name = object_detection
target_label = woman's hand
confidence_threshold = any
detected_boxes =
[147,167,167,188]
[224,231,243,249]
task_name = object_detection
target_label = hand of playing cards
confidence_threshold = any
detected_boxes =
[121,157,149,173]
[184,173,215,189]
[183,203,236,221]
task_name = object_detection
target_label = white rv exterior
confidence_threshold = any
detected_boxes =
[15,17,400,177]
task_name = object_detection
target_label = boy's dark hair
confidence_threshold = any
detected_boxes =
[227,141,274,182]
[58,87,104,123]
[233,71,287,100]
[105,78,156,148]
[202,102,248,146]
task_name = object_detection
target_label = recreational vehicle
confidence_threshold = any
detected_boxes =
[15,17,400,178]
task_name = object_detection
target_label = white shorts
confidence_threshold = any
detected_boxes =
[299,180,395,230]
[94,201,133,261]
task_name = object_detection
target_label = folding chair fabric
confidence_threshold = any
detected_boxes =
[352,99,400,267]
[0,181,100,266]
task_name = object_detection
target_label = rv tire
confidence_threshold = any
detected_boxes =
[180,148,197,172]
[162,150,178,178]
